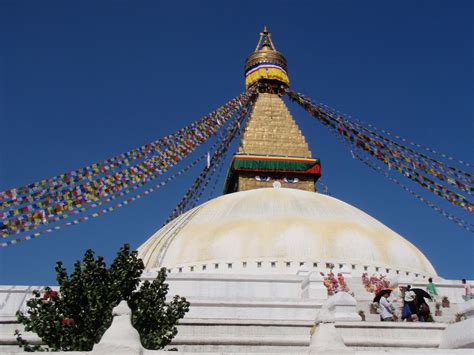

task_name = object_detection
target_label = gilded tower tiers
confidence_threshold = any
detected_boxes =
[224,28,321,194]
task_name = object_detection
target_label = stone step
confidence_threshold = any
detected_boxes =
[169,321,448,352]
[336,321,446,349]
[176,319,312,338]
[169,344,309,353]
[171,335,309,346]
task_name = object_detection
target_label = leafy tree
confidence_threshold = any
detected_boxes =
[130,268,189,349]
[15,244,189,351]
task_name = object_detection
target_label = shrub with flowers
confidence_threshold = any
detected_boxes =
[320,272,350,295]
[361,272,390,294]
[15,244,189,352]
[42,290,58,300]
[60,318,74,326]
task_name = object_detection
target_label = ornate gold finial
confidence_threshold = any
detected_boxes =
[254,26,277,52]
[244,27,289,89]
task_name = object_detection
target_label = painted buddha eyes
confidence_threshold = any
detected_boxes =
[284,177,299,183]
[255,176,299,183]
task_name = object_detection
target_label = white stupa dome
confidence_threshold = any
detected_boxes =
[137,188,436,277]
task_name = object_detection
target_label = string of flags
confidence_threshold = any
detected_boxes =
[0,88,256,245]
[317,102,473,169]
[0,93,249,205]
[288,92,472,185]
[0,152,209,248]
[204,128,230,203]
[187,125,236,210]
[164,97,254,224]
[287,89,473,222]
[326,119,473,232]
[354,151,473,233]
[326,109,471,192]
[322,105,473,187]
[207,162,225,202]
[189,146,228,209]
[1,142,221,239]
[0,94,245,214]
[1,82,470,247]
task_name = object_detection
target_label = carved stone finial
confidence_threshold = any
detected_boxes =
[92,300,142,354]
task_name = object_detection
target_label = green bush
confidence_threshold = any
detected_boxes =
[15,244,189,351]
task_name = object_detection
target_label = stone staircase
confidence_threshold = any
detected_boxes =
[0,279,464,353]
[170,318,311,353]
[336,321,446,350]
[169,318,450,353]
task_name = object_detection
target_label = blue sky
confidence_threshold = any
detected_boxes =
[0,1,472,285]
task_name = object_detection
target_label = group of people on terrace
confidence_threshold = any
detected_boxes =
[377,278,472,322]
[378,284,431,322]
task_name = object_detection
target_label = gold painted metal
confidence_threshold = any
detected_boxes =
[239,93,312,158]
[234,92,316,193]
[244,27,288,77]
[230,28,318,193]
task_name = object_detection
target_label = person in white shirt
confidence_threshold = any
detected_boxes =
[462,279,473,300]
[404,285,416,320]
[379,291,394,321]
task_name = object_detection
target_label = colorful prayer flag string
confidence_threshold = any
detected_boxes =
[325,122,473,232]
[1,88,256,243]
[164,95,255,224]
[1,146,219,239]
[354,152,473,233]
[0,92,251,206]
[320,105,473,187]
[0,152,210,248]
[1,89,256,238]
[287,89,474,215]
[318,102,473,169]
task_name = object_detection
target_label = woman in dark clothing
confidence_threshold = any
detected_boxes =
[417,296,431,322]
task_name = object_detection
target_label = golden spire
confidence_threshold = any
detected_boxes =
[223,91,321,194]
[254,26,277,51]
[239,93,312,158]
[223,28,321,194]
[244,27,290,88]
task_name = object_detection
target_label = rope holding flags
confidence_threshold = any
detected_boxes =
[318,102,473,169]
[354,151,473,232]
[0,93,248,205]
[1,79,471,248]
[287,89,474,230]
[326,120,473,233]
[163,95,255,224]
[0,88,256,247]
[0,152,210,248]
